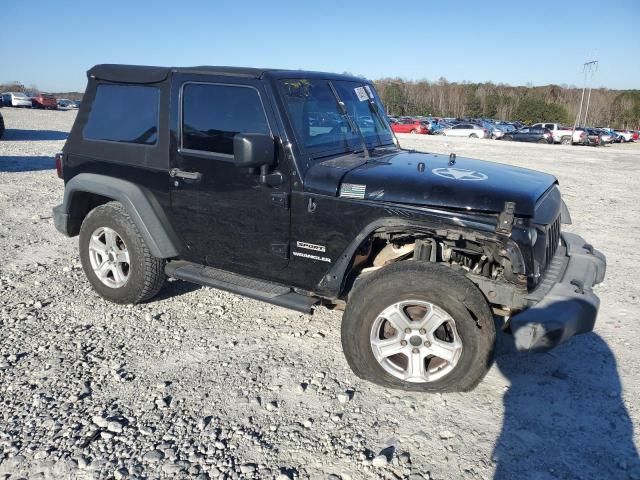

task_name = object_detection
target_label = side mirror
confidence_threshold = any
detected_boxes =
[233,133,275,168]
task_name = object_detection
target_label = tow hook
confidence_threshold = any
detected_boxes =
[570,279,585,294]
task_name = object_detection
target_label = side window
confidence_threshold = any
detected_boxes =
[84,84,159,145]
[545,124,554,130]
[182,83,269,155]
[519,128,530,133]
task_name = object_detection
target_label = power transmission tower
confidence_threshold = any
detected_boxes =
[574,59,598,129]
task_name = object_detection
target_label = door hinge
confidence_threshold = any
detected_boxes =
[496,201,516,235]
[271,192,290,209]
[271,243,289,259]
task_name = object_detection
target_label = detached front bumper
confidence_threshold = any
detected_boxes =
[510,232,606,351]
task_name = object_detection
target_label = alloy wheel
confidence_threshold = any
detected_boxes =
[369,300,463,383]
[88,226,130,288]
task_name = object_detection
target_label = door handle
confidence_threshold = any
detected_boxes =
[170,168,202,182]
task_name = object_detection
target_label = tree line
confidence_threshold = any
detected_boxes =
[3,78,639,129]
[373,78,640,129]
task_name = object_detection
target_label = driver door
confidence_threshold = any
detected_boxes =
[168,74,291,275]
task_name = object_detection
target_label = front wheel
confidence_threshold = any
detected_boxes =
[79,201,165,304]
[469,133,478,138]
[341,262,495,392]
[560,136,571,145]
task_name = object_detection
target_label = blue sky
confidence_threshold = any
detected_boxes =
[2,0,638,92]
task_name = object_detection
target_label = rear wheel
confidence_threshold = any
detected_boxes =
[560,136,572,145]
[537,138,548,144]
[410,129,417,134]
[469,133,478,138]
[341,262,495,392]
[504,135,513,141]
[79,201,165,304]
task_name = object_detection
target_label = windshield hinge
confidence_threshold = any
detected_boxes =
[271,192,289,209]
[496,202,516,235]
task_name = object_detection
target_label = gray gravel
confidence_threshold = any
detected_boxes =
[0,108,638,479]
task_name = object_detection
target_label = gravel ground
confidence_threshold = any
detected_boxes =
[0,107,639,480]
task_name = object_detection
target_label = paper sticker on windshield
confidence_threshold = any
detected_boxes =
[364,85,375,99]
[354,86,369,102]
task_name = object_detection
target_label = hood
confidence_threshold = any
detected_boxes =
[305,150,557,217]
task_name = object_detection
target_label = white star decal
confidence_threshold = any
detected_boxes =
[432,167,488,181]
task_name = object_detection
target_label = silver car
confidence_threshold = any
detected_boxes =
[1,92,32,108]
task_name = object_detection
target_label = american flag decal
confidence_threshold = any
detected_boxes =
[339,183,366,199]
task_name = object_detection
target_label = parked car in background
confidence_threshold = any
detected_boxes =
[441,123,489,138]
[502,127,553,143]
[490,125,508,139]
[593,129,614,144]
[1,92,32,108]
[597,128,622,143]
[31,93,57,109]
[390,118,429,134]
[530,123,585,145]
[582,128,602,147]
[57,98,78,110]
[613,130,634,142]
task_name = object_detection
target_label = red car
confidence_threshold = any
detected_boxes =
[31,93,58,110]
[390,118,429,134]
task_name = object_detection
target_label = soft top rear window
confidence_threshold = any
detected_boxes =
[83,84,159,146]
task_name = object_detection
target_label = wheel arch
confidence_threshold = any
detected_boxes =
[315,216,526,301]
[60,173,181,258]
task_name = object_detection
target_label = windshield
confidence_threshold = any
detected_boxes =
[279,78,394,158]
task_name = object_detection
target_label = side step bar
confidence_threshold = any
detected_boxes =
[165,261,320,314]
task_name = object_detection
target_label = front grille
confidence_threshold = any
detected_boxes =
[544,215,561,270]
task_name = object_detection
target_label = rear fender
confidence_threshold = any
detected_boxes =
[58,173,181,258]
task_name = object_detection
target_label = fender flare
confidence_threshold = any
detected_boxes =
[60,173,181,258]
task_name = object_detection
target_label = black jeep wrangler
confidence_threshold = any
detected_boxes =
[53,64,606,392]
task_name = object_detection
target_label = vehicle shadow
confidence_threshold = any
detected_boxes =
[492,330,639,479]
[0,156,54,172]
[154,278,202,302]
[1,129,68,141]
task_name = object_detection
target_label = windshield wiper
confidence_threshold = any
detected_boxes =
[327,81,370,159]
[365,92,400,149]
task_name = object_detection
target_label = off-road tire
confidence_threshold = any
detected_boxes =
[79,201,165,304]
[341,262,495,392]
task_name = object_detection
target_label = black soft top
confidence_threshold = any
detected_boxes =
[87,64,370,84]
